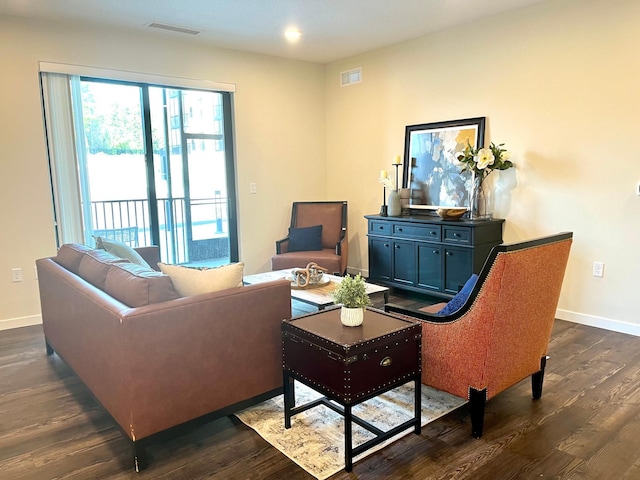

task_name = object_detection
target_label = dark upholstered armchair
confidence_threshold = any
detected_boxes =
[271,201,348,275]
[385,232,573,438]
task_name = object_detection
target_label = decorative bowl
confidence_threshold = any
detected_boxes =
[436,207,467,220]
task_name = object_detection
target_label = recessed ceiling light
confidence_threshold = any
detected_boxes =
[285,28,302,43]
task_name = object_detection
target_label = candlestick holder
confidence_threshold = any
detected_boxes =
[380,186,388,216]
[387,162,402,216]
[393,163,401,192]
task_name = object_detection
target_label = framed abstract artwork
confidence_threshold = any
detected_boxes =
[402,117,485,210]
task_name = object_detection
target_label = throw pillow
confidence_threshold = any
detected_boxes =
[157,262,244,297]
[436,274,479,316]
[288,225,323,252]
[95,236,150,268]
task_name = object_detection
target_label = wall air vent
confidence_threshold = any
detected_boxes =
[148,22,201,35]
[340,67,362,87]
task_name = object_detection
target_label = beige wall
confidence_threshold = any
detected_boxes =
[325,0,640,333]
[3,0,640,334]
[0,16,326,329]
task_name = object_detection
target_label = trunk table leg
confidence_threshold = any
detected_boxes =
[414,377,421,434]
[344,404,353,472]
[283,371,295,429]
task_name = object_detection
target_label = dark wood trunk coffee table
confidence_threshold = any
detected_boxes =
[281,307,421,472]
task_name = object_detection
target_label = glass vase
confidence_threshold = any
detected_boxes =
[468,173,492,220]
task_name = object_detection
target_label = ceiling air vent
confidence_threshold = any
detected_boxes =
[340,67,362,87]
[148,22,201,35]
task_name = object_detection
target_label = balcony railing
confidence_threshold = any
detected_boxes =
[90,196,229,265]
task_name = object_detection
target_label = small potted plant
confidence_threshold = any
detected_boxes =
[331,273,371,327]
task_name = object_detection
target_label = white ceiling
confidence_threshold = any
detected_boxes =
[0,0,548,63]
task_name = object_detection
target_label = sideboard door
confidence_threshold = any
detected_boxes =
[417,243,442,292]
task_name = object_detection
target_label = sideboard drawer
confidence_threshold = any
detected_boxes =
[393,223,441,241]
[443,227,471,244]
[369,221,391,235]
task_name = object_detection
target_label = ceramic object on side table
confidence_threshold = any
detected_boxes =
[436,207,467,220]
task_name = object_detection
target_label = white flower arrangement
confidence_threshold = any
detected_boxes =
[457,142,514,181]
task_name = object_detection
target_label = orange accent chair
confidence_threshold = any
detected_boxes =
[385,232,573,438]
[271,201,348,275]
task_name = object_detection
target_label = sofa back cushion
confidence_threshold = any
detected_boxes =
[54,243,93,274]
[78,249,130,290]
[53,243,178,308]
[104,262,179,307]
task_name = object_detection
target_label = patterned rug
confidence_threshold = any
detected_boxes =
[235,381,466,479]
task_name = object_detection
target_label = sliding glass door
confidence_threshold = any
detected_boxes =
[77,79,237,266]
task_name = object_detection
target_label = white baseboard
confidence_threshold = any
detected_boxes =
[0,314,42,332]
[556,309,640,337]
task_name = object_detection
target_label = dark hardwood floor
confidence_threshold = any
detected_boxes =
[2,290,640,479]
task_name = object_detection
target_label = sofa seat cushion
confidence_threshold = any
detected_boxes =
[54,243,93,274]
[104,262,179,307]
[158,262,244,297]
[271,249,341,275]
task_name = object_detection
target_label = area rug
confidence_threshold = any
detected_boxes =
[235,381,466,479]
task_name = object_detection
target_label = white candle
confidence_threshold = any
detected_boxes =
[392,155,402,165]
[380,169,388,178]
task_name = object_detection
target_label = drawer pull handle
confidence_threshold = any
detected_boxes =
[433,250,438,254]
[380,356,393,367]
[453,233,460,237]
[430,231,436,235]
[446,251,452,256]
[384,243,389,247]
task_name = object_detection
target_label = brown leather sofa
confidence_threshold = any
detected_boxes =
[36,243,291,471]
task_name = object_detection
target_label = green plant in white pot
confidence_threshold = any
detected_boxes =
[332,273,371,327]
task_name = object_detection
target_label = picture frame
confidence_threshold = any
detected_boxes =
[402,117,485,210]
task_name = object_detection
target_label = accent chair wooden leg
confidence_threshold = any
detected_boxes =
[531,356,548,400]
[469,388,487,438]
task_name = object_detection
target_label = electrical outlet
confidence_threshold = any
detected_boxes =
[593,261,604,278]
[250,183,257,194]
[11,268,23,283]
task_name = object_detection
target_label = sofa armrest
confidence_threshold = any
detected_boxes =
[134,246,160,271]
[120,279,292,439]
